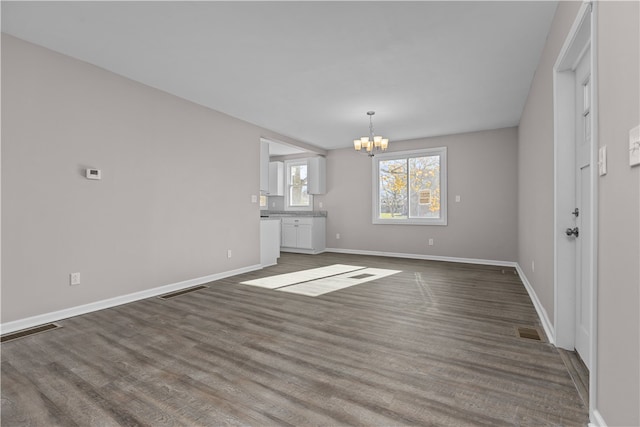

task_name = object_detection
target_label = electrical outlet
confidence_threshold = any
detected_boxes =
[227,249,232,258]
[336,233,340,240]
[70,272,81,286]
[428,238,434,246]
[319,202,323,208]
[531,261,535,272]
[251,195,258,203]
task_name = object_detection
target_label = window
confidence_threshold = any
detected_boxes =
[372,147,447,225]
[285,159,312,210]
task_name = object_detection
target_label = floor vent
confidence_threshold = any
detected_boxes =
[159,285,208,300]
[517,327,542,341]
[1,323,60,343]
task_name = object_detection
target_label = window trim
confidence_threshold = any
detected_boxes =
[371,147,447,225]
[284,159,313,211]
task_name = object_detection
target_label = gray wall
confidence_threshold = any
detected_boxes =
[596,2,639,425]
[319,127,518,262]
[519,2,640,425]
[1,35,303,323]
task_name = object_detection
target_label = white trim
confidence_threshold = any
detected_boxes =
[587,0,599,419]
[0,264,261,335]
[280,247,326,255]
[284,159,313,211]
[570,39,591,72]
[325,247,516,267]
[589,409,607,427]
[515,263,556,345]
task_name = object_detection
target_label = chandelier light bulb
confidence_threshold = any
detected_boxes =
[353,111,390,157]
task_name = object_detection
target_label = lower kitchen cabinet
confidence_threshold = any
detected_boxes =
[280,217,325,254]
[260,219,281,267]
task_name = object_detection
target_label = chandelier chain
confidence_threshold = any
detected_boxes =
[369,115,374,139]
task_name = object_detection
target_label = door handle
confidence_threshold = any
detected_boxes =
[565,227,579,237]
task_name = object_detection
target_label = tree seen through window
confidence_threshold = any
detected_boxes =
[379,155,441,219]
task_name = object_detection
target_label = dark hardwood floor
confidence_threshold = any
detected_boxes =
[1,252,589,426]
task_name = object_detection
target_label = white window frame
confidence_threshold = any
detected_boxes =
[284,159,313,211]
[372,147,447,225]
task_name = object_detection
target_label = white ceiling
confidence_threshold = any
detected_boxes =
[1,1,557,151]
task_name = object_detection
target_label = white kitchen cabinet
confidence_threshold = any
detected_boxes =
[260,140,270,193]
[296,224,313,249]
[268,161,284,196]
[281,222,299,248]
[280,217,325,254]
[260,219,280,267]
[307,156,326,194]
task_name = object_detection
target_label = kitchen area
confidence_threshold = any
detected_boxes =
[259,138,327,267]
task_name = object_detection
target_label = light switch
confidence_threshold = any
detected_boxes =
[598,146,607,176]
[455,195,461,202]
[629,125,640,167]
[251,195,258,203]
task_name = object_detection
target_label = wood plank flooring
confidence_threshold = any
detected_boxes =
[1,253,589,426]
[558,349,590,409]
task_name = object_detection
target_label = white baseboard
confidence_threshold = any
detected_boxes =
[0,264,262,335]
[280,247,326,255]
[514,263,556,344]
[589,409,608,427]
[325,247,517,267]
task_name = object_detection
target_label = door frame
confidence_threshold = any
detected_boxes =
[552,0,598,419]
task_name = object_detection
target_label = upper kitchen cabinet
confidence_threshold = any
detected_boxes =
[268,161,284,196]
[307,156,326,194]
[260,140,270,193]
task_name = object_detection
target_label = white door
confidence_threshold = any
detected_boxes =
[572,48,592,369]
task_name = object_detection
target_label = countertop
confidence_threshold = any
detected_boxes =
[260,210,327,218]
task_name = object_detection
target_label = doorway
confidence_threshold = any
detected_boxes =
[572,47,592,368]
[553,1,597,418]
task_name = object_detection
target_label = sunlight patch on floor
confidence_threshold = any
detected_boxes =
[240,264,365,289]
[240,264,401,296]
[278,268,401,297]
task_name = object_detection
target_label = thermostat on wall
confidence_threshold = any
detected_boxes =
[86,168,101,180]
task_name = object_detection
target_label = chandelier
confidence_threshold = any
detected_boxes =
[353,111,389,156]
